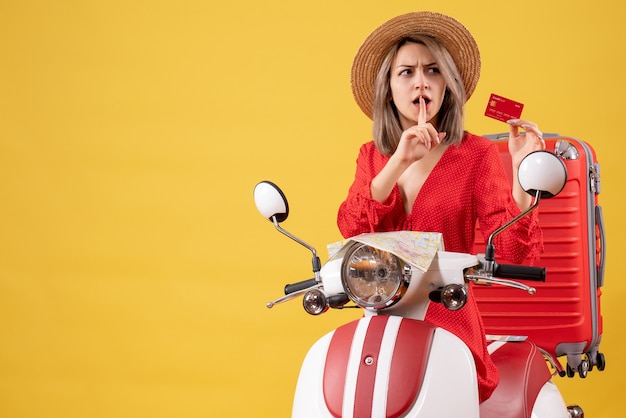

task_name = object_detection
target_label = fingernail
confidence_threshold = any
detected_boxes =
[507,119,520,124]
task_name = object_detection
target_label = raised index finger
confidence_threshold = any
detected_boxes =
[418,96,426,126]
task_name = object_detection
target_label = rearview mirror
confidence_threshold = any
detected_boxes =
[253,181,289,223]
[518,150,567,198]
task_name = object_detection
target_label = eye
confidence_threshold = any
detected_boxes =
[399,68,412,76]
[426,67,441,74]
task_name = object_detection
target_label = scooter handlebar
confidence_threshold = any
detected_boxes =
[494,263,546,282]
[284,279,318,295]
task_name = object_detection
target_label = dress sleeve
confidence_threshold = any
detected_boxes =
[474,143,544,263]
[337,143,405,238]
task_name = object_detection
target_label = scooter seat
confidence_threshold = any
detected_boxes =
[480,340,552,418]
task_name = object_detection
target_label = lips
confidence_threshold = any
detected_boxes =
[413,96,431,106]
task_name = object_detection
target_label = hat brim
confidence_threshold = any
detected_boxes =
[351,11,481,119]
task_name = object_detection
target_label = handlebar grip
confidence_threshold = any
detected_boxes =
[284,279,317,295]
[494,264,546,282]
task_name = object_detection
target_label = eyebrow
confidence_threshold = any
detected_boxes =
[395,62,438,69]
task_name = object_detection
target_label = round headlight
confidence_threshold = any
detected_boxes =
[341,243,410,309]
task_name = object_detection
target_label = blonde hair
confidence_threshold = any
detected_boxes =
[372,36,466,156]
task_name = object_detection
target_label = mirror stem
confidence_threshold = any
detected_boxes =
[484,189,542,268]
[272,216,322,281]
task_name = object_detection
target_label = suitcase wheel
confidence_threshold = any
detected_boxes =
[585,351,607,372]
[565,352,606,377]
[594,352,606,371]
[566,358,589,378]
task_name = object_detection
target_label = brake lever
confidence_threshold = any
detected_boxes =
[466,274,536,295]
[266,284,322,309]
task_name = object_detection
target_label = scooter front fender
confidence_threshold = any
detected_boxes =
[292,315,480,418]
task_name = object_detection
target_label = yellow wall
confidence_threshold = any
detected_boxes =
[0,0,623,416]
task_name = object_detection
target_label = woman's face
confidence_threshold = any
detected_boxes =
[389,42,447,130]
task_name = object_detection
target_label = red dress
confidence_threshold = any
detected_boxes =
[337,132,543,402]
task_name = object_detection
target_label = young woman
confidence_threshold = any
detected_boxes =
[337,11,546,402]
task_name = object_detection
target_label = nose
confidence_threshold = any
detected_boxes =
[414,70,429,90]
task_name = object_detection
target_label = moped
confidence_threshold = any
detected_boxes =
[254,149,584,417]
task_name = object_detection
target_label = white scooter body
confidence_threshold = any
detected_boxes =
[293,317,479,417]
[292,251,569,418]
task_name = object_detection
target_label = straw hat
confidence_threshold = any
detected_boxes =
[351,11,481,119]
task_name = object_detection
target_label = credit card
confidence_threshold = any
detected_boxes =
[484,93,524,122]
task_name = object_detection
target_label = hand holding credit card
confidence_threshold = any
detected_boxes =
[484,93,523,122]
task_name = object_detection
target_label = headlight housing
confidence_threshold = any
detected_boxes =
[341,243,411,310]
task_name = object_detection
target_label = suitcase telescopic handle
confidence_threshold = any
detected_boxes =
[596,205,606,287]
[494,263,546,282]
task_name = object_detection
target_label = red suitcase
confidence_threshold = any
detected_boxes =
[472,133,606,377]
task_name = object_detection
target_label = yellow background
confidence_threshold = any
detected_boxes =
[0,0,623,416]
